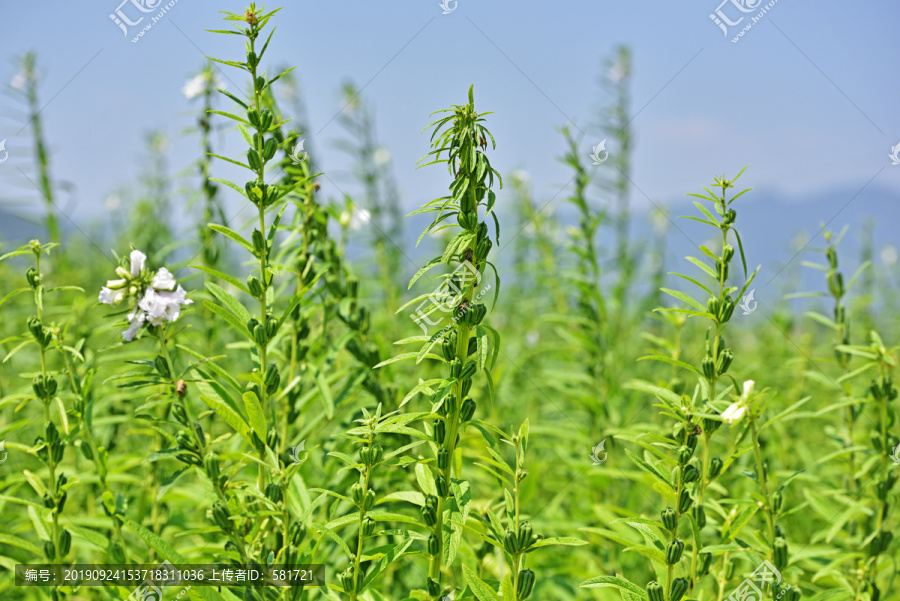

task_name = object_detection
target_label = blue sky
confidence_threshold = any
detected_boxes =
[1,0,899,263]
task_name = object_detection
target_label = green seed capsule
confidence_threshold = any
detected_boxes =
[266,483,282,504]
[774,538,788,569]
[172,403,188,425]
[427,577,440,597]
[661,507,677,531]
[702,356,716,380]
[44,541,55,560]
[436,475,449,498]
[665,539,685,565]
[289,522,307,546]
[678,446,692,465]
[692,504,706,529]
[773,490,783,514]
[362,516,376,537]
[678,489,693,513]
[350,482,364,505]
[59,530,71,557]
[518,522,533,550]
[459,360,477,380]
[427,534,440,555]
[80,442,93,460]
[433,420,446,444]
[110,542,126,564]
[682,465,700,484]
[725,559,735,579]
[205,454,220,479]
[699,551,713,576]
[437,448,450,470]
[708,457,724,480]
[504,529,520,554]
[364,489,376,511]
[670,578,688,601]
[647,581,664,601]
[460,398,476,422]
[449,359,462,378]
[339,568,354,593]
[517,569,535,599]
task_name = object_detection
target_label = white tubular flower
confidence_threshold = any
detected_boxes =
[721,402,746,424]
[158,285,193,322]
[741,380,755,401]
[151,267,177,291]
[122,309,146,342]
[99,287,127,305]
[130,250,147,277]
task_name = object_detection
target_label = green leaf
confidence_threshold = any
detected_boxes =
[463,564,501,601]
[243,391,266,440]
[206,281,252,324]
[361,537,415,591]
[209,224,255,255]
[624,449,671,489]
[190,265,250,294]
[580,574,648,599]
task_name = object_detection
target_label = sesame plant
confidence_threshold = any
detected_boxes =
[4,6,900,601]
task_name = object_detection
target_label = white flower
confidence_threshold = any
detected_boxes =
[138,286,193,326]
[10,72,26,90]
[741,380,755,402]
[99,287,125,305]
[183,74,206,99]
[122,309,146,342]
[373,147,391,167]
[183,72,224,99]
[130,250,146,277]
[341,207,371,231]
[721,402,746,424]
[152,267,177,291]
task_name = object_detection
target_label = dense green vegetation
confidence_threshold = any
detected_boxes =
[1,5,897,601]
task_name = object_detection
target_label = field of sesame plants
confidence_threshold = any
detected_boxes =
[0,4,898,601]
